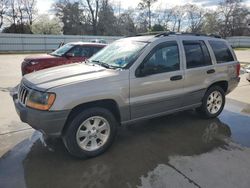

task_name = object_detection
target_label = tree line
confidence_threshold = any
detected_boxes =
[0,0,249,37]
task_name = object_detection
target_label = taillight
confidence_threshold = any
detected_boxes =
[236,63,240,77]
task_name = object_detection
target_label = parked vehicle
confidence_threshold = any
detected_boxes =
[90,39,107,44]
[13,33,240,158]
[21,42,106,75]
[246,65,250,82]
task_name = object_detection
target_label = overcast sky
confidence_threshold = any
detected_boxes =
[37,0,250,15]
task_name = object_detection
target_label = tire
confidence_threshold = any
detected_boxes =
[63,107,118,158]
[196,86,225,119]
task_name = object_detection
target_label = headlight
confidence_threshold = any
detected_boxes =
[26,90,56,111]
[29,61,39,65]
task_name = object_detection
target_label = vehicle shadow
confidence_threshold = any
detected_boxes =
[1,110,231,188]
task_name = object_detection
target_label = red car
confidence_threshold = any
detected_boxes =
[21,42,106,75]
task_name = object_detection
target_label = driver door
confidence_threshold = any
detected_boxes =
[129,41,184,120]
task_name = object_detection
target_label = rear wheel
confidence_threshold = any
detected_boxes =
[63,107,117,158]
[196,86,225,118]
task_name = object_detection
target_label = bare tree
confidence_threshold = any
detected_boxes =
[138,0,157,30]
[117,10,136,36]
[218,0,245,37]
[7,0,18,25]
[201,12,220,34]
[17,0,25,25]
[186,4,205,33]
[171,6,185,32]
[154,9,173,31]
[84,0,100,34]
[0,0,9,28]
[23,0,36,25]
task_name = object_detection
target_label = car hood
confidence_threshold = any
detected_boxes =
[24,54,59,61]
[23,63,119,91]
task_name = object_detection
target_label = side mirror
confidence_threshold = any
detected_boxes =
[65,52,75,57]
[135,64,146,77]
[135,63,155,77]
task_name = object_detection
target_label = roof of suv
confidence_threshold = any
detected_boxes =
[121,32,224,43]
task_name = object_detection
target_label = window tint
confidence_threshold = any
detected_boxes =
[93,47,103,54]
[183,41,212,69]
[90,46,103,56]
[209,41,234,63]
[141,42,180,75]
[69,46,91,57]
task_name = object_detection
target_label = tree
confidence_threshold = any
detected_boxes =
[2,23,32,33]
[171,6,185,32]
[97,0,117,35]
[155,9,173,31]
[32,14,62,34]
[186,4,205,33]
[151,24,164,31]
[138,0,157,30]
[217,0,249,37]
[84,0,100,35]
[0,0,9,29]
[7,0,18,25]
[3,0,36,33]
[54,0,85,35]
[201,12,220,34]
[23,0,36,25]
[117,11,136,36]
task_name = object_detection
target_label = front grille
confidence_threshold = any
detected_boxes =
[18,84,30,106]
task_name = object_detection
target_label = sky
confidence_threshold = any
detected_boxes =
[37,0,250,15]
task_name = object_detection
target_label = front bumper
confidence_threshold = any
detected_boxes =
[13,94,70,137]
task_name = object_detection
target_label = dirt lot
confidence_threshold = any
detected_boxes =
[0,52,250,188]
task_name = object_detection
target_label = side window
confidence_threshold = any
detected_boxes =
[209,40,234,63]
[68,46,90,57]
[139,41,180,76]
[90,47,103,56]
[183,41,212,69]
[93,47,103,54]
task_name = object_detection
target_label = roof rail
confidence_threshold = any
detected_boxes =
[155,32,221,38]
[136,31,166,36]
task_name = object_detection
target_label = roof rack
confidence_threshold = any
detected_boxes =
[155,32,221,38]
[136,31,166,36]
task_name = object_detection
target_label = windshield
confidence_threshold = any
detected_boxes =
[89,40,148,68]
[50,44,74,57]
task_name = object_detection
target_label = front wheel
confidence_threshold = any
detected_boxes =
[63,107,117,158]
[196,86,225,118]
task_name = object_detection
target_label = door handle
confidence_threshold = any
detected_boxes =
[170,75,183,81]
[207,69,215,74]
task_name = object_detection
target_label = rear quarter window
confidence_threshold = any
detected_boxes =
[209,41,234,63]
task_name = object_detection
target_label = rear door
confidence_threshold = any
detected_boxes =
[208,40,238,76]
[182,40,215,107]
[129,40,185,120]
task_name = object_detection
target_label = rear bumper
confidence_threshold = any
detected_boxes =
[227,77,240,94]
[13,95,70,137]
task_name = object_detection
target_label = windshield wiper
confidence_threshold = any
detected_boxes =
[91,60,120,69]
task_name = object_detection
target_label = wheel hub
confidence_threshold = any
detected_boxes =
[76,116,110,151]
[207,91,223,114]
